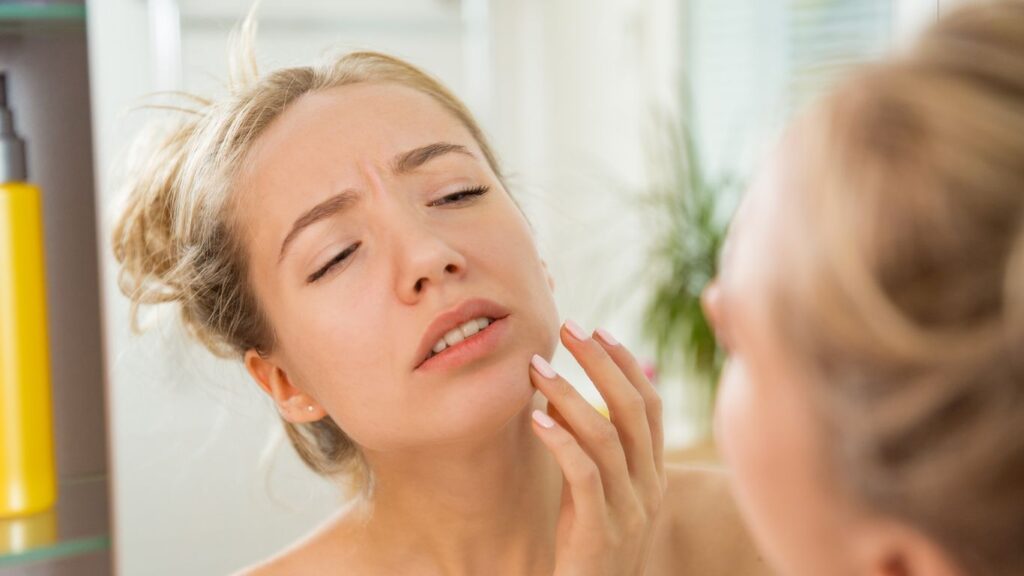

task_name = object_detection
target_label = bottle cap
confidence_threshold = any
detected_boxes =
[0,71,28,184]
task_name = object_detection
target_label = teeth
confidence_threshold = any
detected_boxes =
[428,317,494,359]
[443,327,466,347]
[460,320,480,338]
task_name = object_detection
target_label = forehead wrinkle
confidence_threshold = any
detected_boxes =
[360,159,387,200]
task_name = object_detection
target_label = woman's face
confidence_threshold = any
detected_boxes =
[237,82,560,453]
[704,151,877,576]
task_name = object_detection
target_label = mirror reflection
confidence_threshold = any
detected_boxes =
[78,0,1020,575]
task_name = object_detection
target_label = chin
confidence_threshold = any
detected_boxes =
[386,319,555,450]
[418,355,539,447]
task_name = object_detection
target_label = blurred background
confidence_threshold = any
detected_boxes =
[0,0,968,574]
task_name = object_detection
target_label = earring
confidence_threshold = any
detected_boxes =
[306,405,315,413]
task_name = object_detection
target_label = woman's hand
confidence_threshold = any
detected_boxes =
[529,320,667,576]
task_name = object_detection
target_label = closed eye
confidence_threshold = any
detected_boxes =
[307,242,360,284]
[430,185,490,206]
[306,186,490,284]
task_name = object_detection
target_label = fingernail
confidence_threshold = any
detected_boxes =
[594,327,619,346]
[532,409,556,428]
[564,319,588,341]
[531,354,558,379]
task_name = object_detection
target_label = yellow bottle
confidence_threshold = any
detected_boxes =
[0,71,57,518]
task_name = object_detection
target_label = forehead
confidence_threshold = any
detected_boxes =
[724,155,781,283]
[242,82,475,182]
[232,82,484,238]
[720,147,794,334]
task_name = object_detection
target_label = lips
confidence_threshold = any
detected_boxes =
[414,298,510,370]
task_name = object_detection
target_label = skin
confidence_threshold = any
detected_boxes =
[702,142,964,576]
[231,81,770,575]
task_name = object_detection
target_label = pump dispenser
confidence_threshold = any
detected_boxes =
[0,71,57,518]
[0,74,27,182]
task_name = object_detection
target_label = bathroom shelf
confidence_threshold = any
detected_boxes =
[0,3,85,33]
[0,4,85,21]
[0,476,110,568]
[0,0,110,572]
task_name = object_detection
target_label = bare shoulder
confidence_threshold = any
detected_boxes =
[229,507,366,576]
[230,556,292,576]
[228,536,335,576]
[662,463,742,528]
[647,464,775,576]
[229,548,306,576]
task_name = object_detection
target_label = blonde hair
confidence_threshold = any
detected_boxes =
[764,1,1024,573]
[111,13,504,492]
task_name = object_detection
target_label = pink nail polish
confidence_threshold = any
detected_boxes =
[531,354,558,379]
[564,319,588,341]
[532,409,556,428]
[595,327,619,346]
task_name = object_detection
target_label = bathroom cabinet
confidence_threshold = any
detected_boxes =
[0,2,111,575]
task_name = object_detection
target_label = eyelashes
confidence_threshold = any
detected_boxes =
[429,185,489,206]
[305,185,491,284]
[306,241,360,283]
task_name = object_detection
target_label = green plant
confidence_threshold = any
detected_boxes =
[639,117,742,435]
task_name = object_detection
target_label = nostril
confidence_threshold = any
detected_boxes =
[414,264,458,292]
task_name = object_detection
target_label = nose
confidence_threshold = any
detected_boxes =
[392,215,468,303]
[701,279,723,337]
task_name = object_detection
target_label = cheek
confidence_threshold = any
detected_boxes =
[280,288,408,438]
[715,357,764,490]
[716,356,860,576]
[716,358,802,571]
[482,202,560,336]
[478,200,536,271]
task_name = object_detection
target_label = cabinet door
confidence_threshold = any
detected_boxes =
[88,2,476,575]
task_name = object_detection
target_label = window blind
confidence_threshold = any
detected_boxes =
[688,0,893,178]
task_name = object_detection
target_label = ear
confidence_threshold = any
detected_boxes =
[859,520,964,576]
[542,258,555,292]
[244,348,325,423]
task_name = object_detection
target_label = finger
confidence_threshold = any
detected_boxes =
[546,401,571,430]
[530,354,635,509]
[592,327,665,487]
[560,321,658,494]
[530,408,608,531]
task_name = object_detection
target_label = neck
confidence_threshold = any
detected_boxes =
[356,394,562,576]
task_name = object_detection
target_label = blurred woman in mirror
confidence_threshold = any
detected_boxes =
[704,1,1024,575]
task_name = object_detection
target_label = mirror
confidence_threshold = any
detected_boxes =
[88,0,929,573]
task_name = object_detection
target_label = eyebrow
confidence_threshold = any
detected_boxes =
[277,142,476,265]
[393,142,472,174]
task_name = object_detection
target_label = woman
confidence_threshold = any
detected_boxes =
[111,12,769,576]
[703,1,1024,575]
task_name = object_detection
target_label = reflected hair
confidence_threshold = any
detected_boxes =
[110,6,505,495]
[762,1,1024,573]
